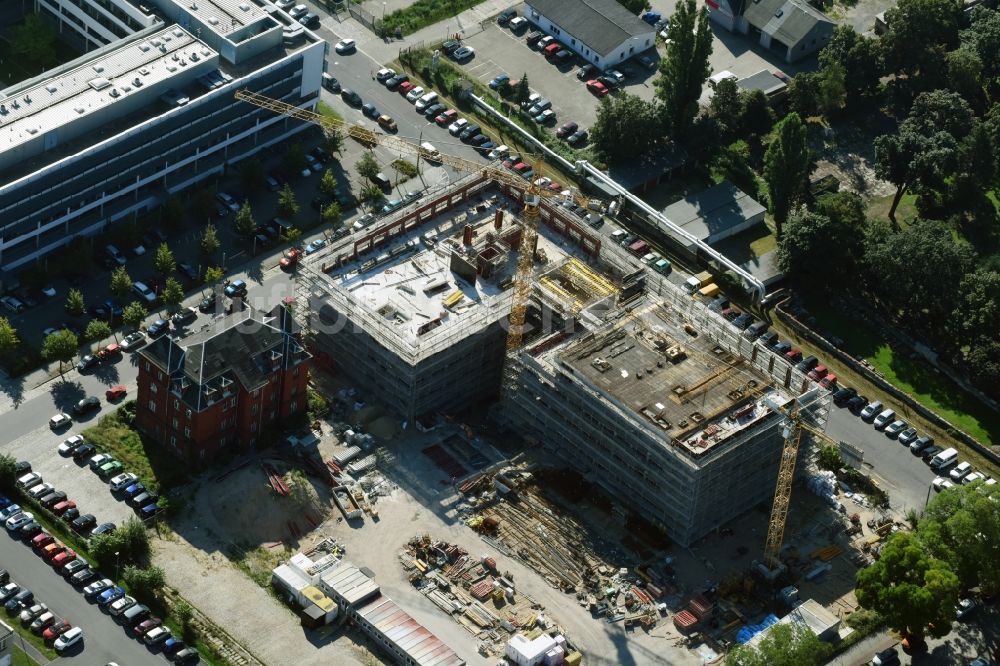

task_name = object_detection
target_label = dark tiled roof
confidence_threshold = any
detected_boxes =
[527,0,654,57]
[138,306,309,411]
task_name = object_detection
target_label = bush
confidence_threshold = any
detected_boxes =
[392,159,418,178]
[89,518,151,567]
[307,389,329,422]
[123,564,166,601]
[379,0,487,35]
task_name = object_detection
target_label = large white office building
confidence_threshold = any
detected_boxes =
[0,0,326,270]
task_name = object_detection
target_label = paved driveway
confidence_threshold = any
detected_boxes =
[0,528,164,665]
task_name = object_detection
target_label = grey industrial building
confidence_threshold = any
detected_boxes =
[296,177,829,546]
[660,180,767,251]
[0,0,326,270]
[706,0,835,62]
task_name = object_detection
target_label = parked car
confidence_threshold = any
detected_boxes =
[6,512,32,532]
[72,397,100,417]
[83,578,113,599]
[43,619,72,641]
[109,595,136,616]
[144,626,172,646]
[120,331,146,351]
[133,617,162,637]
[98,586,125,607]
[49,413,72,430]
[71,443,95,462]
[860,400,883,420]
[131,281,156,304]
[53,627,82,652]
[384,73,409,90]
[105,385,127,401]
[340,89,362,106]
[30,611,55,634]
[334,38,356,54]
[566,130,588,146]
[910,436,934,455]
[69,567,96,586]
[873,408,896,429]
[224,279,248,298]
[451,46,475,61]
[109,473,138,492]
[20,603,48,623]
[586,79,610,96]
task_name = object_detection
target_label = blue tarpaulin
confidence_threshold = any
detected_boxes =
[735,614,780,644]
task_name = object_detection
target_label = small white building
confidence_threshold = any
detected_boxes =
[505,633,566,666]
[524,0,656,68]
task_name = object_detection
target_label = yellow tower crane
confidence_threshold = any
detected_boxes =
[234,90,585,381]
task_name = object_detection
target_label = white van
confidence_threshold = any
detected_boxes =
[415,91,438,112]
[930,447,958,471]
[419,142,441,162]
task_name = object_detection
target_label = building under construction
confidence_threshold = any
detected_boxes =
[295,175,828,545]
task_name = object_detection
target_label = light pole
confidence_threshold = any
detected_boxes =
[115,550,120,580]
[382,1,386,19]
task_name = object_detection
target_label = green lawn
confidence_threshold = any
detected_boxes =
[316,101,343,123]
[866,192,918,223]
[12,644,35,666]
[5,618,58,661]
[83,408,187,492]
[802,298,1000,446]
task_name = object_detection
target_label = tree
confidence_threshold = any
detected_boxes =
[590,93,662,163]
[951,269,1000,340]
[239,158,265,193]
[856,531,960,640]
[0,454,18,487]
[64,289,86,317]
[201,223,220,257]
[787,72,821,119]
[42,329,79,376]
[881,0,962,81]
[618,0,650,12]
[319,169,338,198]
[321,202,343,226]
[725,621,832,666]
[863,219,976,332]
[708,77,742,141]
[819,26,883,107]
[874,89,977,222]
[763,113,813,237]
[153,243,176,278]
[204,266,225,287]
[283,143,307,175]
[11,15,56,70]
[122,565,166,601]
[918,479,1000,594]
[324,127,345,155]
[655,0,713,136]
[777,206,861,290]
[945,48,984,105]
[818,62,846,116]
[122,301,148,332]
[738,89,775,145]
[515,73,531,106]
[161,278,185,310]
[278,183,300,218]
[84,319,112,344]
[234,200,256,236]
[961,7,1000,80]
[110,267,133,299]
[284,469,315,512]
[356,153,381,185]
[0,318,18,354]
[89,518,150,567]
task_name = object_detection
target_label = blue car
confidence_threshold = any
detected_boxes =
[147,319,169,338]
[0,496,10,510]
[139,503,161,520]
[488,73,510,90]
[98,586,125,606]
[124,482,145,498]
[224,279,247,298]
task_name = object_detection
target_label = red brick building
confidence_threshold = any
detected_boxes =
[136,305,311,466]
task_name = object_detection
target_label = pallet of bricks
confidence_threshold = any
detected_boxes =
[672,593,715,633]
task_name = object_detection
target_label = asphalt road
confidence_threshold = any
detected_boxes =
[825,405,938,514]
[0,526,163,664]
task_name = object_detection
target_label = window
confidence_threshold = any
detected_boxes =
[270,409,276,419]
[170,436,176,446]
[251,422,257,432]
[147,399,156,412]
[186,409,192,420]
[290,400,298,412]
[157,371,163,380]
[184,427,191,437]
[174,399,180,410]
[149,383,157,394]
[145,361,151,371]
[172,418,179,429]
[230,398,237,407]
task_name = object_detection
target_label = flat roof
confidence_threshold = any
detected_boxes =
[357,596,466,666]
[321,560,380,606]
[0,25,214,155]
[558,303,780,456]
[738,70,788,96]
[163,0,267,32]
[661,181,766,242]
[318,202,575,348]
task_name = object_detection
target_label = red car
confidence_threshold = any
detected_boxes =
[51,500,76,515]
[434,109,457,126]
[819,373,838,390]
[512,162,531,174]
[42,620,72,641]
[133,617,162,637]
[96,342,121,360]
[51,549,76,568]
[807,364,828,380]
[279,248,303,270]
[42,542,65,561]
[543,42,561,56]
[106,385,127,401]
[784,348,802,362]
[31,533,54,550]
[398,81,414,95]
[586,79,610,96]
[547,181,562,192]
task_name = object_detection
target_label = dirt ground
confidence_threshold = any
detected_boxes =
[811,120,895,200]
